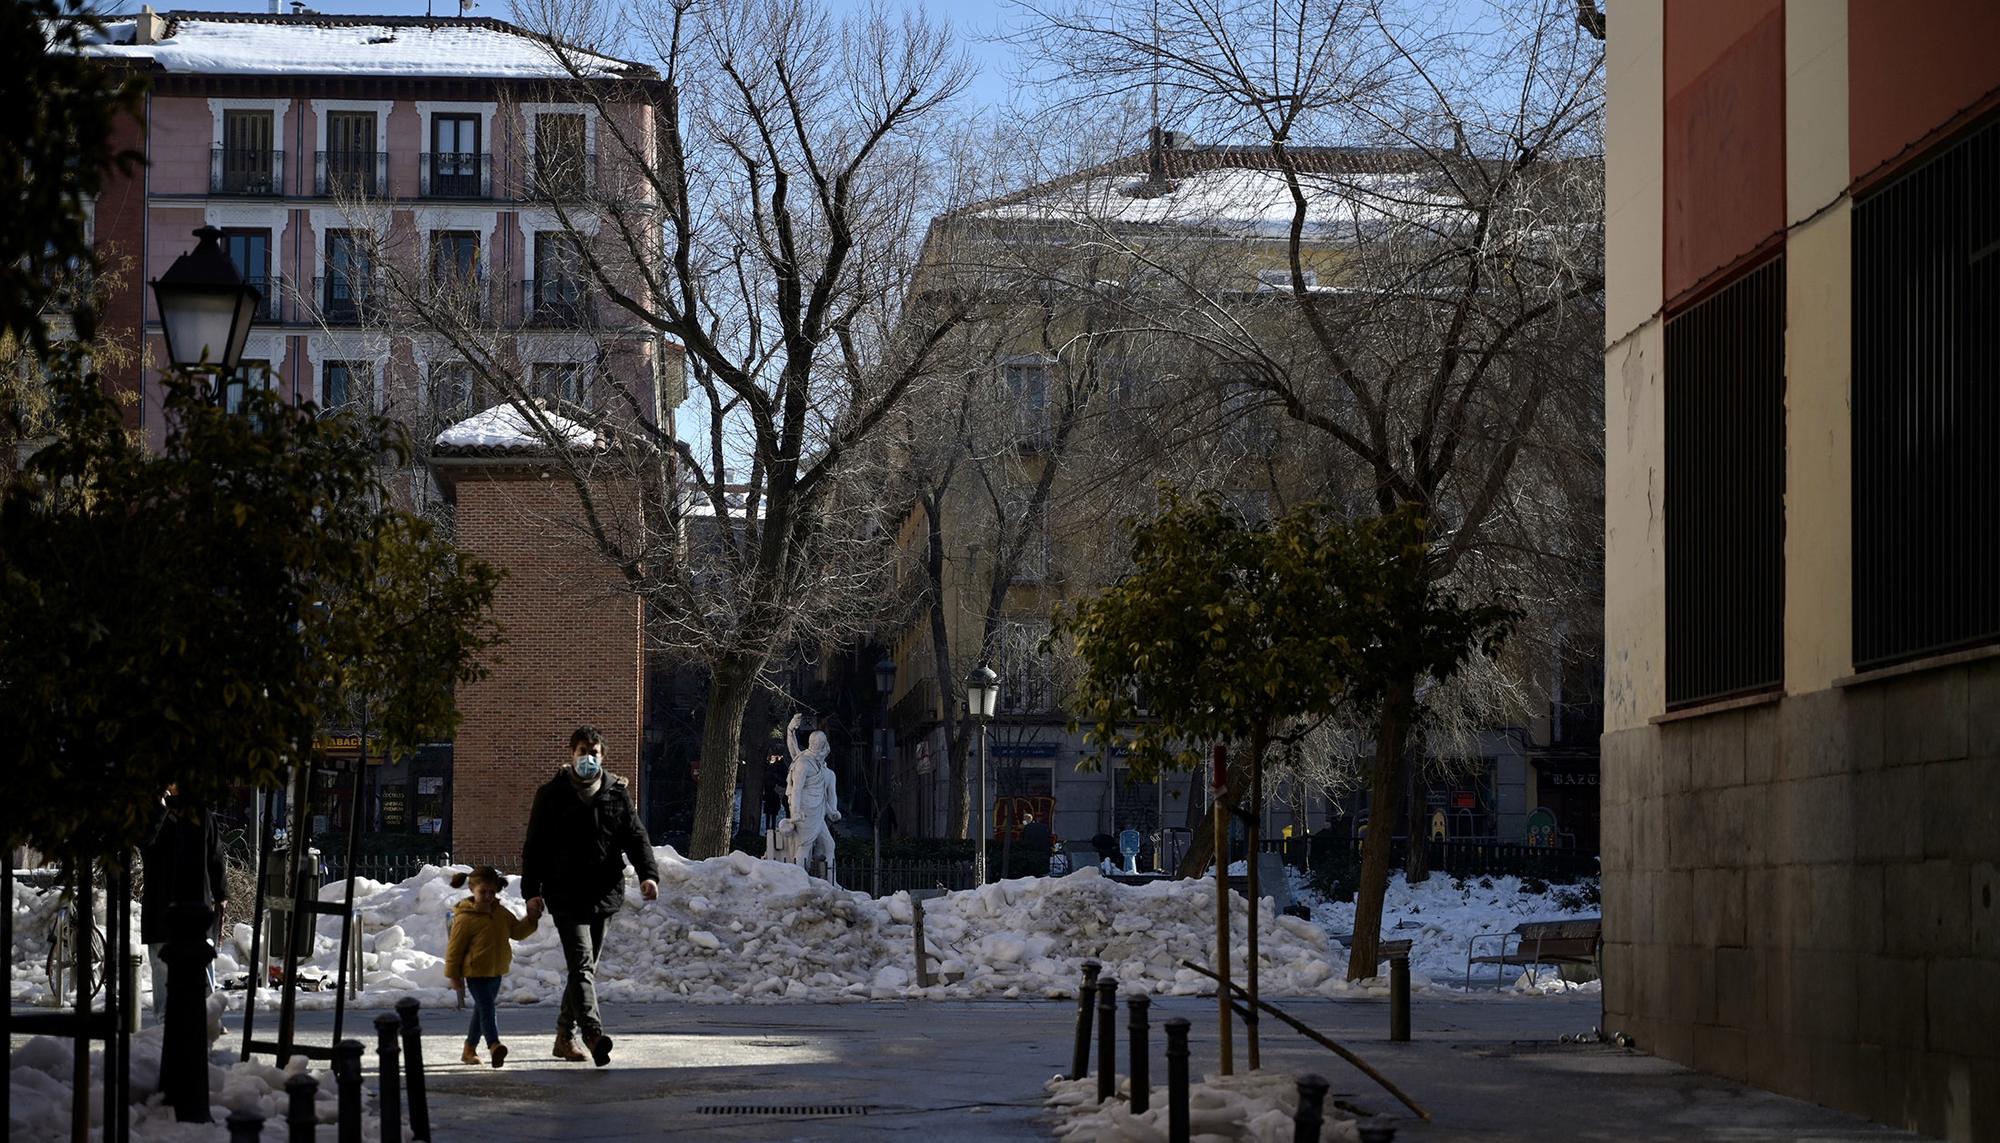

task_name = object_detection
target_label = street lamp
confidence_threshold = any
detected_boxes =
[151,226,260,388]
[966,664,999,884]
[872,655,896,897]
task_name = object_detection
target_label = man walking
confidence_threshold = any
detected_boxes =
[140,784,226,1028]
[522,726,658,1067]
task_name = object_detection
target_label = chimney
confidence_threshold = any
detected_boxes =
[134,4,165,44]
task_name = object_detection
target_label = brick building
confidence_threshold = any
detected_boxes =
[1602,3,1998,1138]
[431,404,648,866]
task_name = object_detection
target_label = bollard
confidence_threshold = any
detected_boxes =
[1356,1117,1397,1143]
[374,1013,403,1143]
[333,1039,364,1143]
[284,1071,318,1143]
[396,997,431,1142]
[1096,976,1119,1104]
[1070,961,1101,1081]
[1127,994,1152,1115]
[124,950,144,1034]
[1389,950,1410,1043]
[1165,1017,1191,1143]
[225,1109,266,1143]
[1292,1074,1330,1143]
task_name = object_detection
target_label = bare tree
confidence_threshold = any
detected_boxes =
[1018,0,1605,977]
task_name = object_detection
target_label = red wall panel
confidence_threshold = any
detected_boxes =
[1664,0,1786,307]
[1849,0,2000,183]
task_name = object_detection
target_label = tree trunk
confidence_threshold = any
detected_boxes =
[1346,679,1413,981]
[920,491,972,841]
[1404,762,1431,884]
[691,656,759,858]
[1177,757,1251,878]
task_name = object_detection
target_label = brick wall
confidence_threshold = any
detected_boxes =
[447,466,643,866]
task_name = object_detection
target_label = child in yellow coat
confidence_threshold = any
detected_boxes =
[444,865,542,1067]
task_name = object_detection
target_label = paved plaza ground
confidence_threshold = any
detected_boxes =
[125,993,1933,1141]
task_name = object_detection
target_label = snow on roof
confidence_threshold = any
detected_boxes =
[969,165,1466,239]
[435,401,597,451]
[80,13,649,81]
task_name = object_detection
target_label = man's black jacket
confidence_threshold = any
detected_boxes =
[520,769,658,918]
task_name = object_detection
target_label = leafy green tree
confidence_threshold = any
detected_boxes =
[1054,491,1513,991]
[0,367,502,865]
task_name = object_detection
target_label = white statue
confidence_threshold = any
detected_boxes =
[777,713,840,884]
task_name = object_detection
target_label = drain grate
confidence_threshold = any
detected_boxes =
[695,1104,876,1117]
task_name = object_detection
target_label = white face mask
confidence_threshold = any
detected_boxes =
[573,754,603,781]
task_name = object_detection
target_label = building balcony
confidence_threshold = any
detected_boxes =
[211,148,285,196]
[520,278,594,326]
[420,152,493,199]
[315,150,387,197]
[312,276,378,325]
[426,273,493,322]
[241,274,280,321]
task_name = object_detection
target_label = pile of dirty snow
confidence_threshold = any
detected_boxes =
[1047,1069,1367,1142]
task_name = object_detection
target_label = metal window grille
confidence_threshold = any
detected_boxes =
[1665,255,1786,707]
[1852,113,2000,670]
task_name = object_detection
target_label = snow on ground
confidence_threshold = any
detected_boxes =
[8,994,385,1142]
[1047,1069,1363,1143]
[1293,868,1601,993]
[231,849,1348,1011]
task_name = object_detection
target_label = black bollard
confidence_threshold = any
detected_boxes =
[1096,976,1119,1104]
[226,1109,266,1143]
[1389,949,1410,1043]
[396,997,430,1142]
[1165,1017,1191,1143]
[374,1013,403,1143]
[162,901,216,1123]
[284,1071,318,1143]
[1070,961,1101,1081]
[1127,994,1152,1115]
[333,1040,364,1143]
[125,950,144,1034]
[1356,1117,1397,1143]
[1292,1074,1330,1143]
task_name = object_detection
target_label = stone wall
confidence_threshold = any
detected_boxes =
[1601,660,2000,1140]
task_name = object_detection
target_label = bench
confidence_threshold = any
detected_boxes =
[1465,917,1600,988]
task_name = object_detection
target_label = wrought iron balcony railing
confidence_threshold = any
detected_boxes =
[419,152,493,199]
[315,150,387,197]
[211,148,285,196]
[520,277,594,325]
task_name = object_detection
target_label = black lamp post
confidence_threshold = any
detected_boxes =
[151,226,260,396]
[966,664,999,884]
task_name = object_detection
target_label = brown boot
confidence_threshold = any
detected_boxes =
[490,1043,508,1069]
[552,1030,586,1062]
[461,1043,480,1065]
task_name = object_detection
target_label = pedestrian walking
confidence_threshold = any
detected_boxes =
[521,726,659,1067]
[444,865,542,1068]
[140,784,226,1026]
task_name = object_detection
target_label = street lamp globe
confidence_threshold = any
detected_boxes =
[151,226,260,377]
[875,655,897,697]
[966,664,999,721]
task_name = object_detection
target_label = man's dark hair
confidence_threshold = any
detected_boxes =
[570,725,603,750]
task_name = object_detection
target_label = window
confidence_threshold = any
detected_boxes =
[1001,360,1050,444]
[324,230,369,322]
[322,111,378,196]
[534,112,588,199]
[1002,482,1051,583]
[321,361,367,410]
[428,114,483,197]
[430,361,479,420]
[534,362,589,406]
[429,231,483,316]
[1664,255,1785,707]
[222,359,274,415]
[218,109,277,194]
[1852,114,2000,668]
[531,232,587,323]
[220,228,272,320]
[996,619,1053,714]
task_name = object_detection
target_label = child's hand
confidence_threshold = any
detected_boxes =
[525,899,544,920]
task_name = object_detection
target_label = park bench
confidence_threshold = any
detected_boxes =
[1465,917,1601,988]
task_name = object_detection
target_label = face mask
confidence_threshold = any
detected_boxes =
[573,754,603,781]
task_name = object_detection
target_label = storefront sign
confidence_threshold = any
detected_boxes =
[995,740,1059,758]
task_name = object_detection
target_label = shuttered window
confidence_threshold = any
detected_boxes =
[1852,113,2000,669]
[1664,255,1787,707]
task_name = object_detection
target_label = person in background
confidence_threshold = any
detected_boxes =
[521,726,659,1067]
[444,865,542,1068]
[140,784,225,1028]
